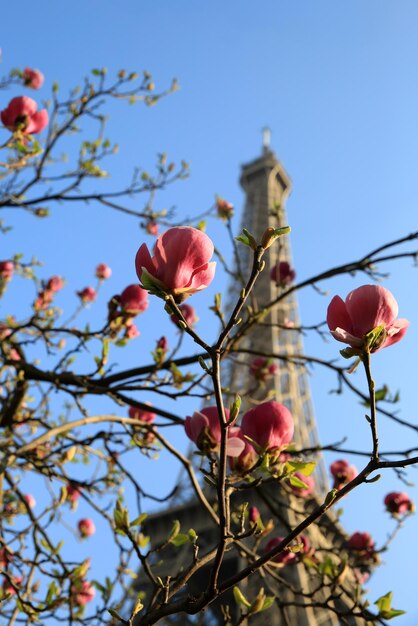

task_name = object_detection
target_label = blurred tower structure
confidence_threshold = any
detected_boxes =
[135,139,364,626]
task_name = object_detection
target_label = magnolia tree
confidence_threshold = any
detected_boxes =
[0,60,417,626]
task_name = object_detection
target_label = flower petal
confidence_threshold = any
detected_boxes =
[345,285,398,337]
[327,295,353,334]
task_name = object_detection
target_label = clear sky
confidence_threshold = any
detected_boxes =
[1,2,418,624]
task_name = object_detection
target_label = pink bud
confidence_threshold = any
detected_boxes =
[67,484,82,503]
[0,548,13,570]
[119,284,148,314]
[22,68,44,90]
[327,285,409,352]
[71,580,96,605]
[24,494,36,509]
[249,357,278,382]
[229,428,258,473]
[78,518,96,538]
[384,491,414,515]
[124,323,140,339]
[157,336,168,351]
[46,276,64,292]
[128,405,156,424]
[216,196,234,220]
[135,227,216,300]
[1,96,48,134]
[241,401,294,453]
[270,261,296,287]
[0,260,14,280]
[249,506,260,524]
[0,322,12,340]
[95,263,112,280]
[170,303,198,327]
[77,286,96,304]
[330,459,357,490]
[185,406,225,453]
[2,575,22,596]
[265,535,310,565]
[146,220,159,236]
[347,531,375,557]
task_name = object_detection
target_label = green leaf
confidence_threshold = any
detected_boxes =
[286,461,316,476]
[233,586,252,608]
[374,591,406,619]
[260,596,275,611]
[170,533,191,547]
[288,475,309,490]
[130,513,148,527]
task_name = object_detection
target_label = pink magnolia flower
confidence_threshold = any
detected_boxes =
[216,196,234,220]
[119,284,148,314]
[22,68,44,90]
[128,404,156,424]
[124,323,140,339]
[78,518,96,538]
[289,472,315,498]
[249,357,278,382]
[146,220,159,236]
[157,336,168,351]
[170,303,198,327]
[330,459,357,490]
[0,548,12,570]
[270,261,296,287]
[46,276,64,292]
[249,506,261,525]
[1,96,48,134]
[265,535,310,566]
[185,407,222,452]
[229,427,258,473]
[9,348,20,362]
[347,531,375,558]
[384,492,414,515]
[2,575,23,596]
[67,484,82,503]
[135,227,216,300]
[95,263,112,280]
[185,407,244,456]
[327,285,409,352]
[24,494,36,509]
[71,580,96,606]
[240,401,294,453]
[0,323,12,340]
[0,260,14,280]
[77,286,96,304]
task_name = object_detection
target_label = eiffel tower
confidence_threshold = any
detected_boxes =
[133,136,365,626]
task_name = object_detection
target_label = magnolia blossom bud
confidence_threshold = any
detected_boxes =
[24,494,36,509]
[384,492,414,515]
[78,518,96,538]
[128,405,156,424]
[77,286,97,304]
[330,459,357,490]
[249,357,278,382]
[22,67,44,89]
[1,96,48,134]
[270,261,296,287]
[327,285,408,353]
[170,303,198,328]
[71,580,96,605]
[95,263,112,280]
[136,227,216,301]
[216,196,234,220]
[0,260,14,281]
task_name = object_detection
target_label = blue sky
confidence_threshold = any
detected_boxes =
[1,2,418,623]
